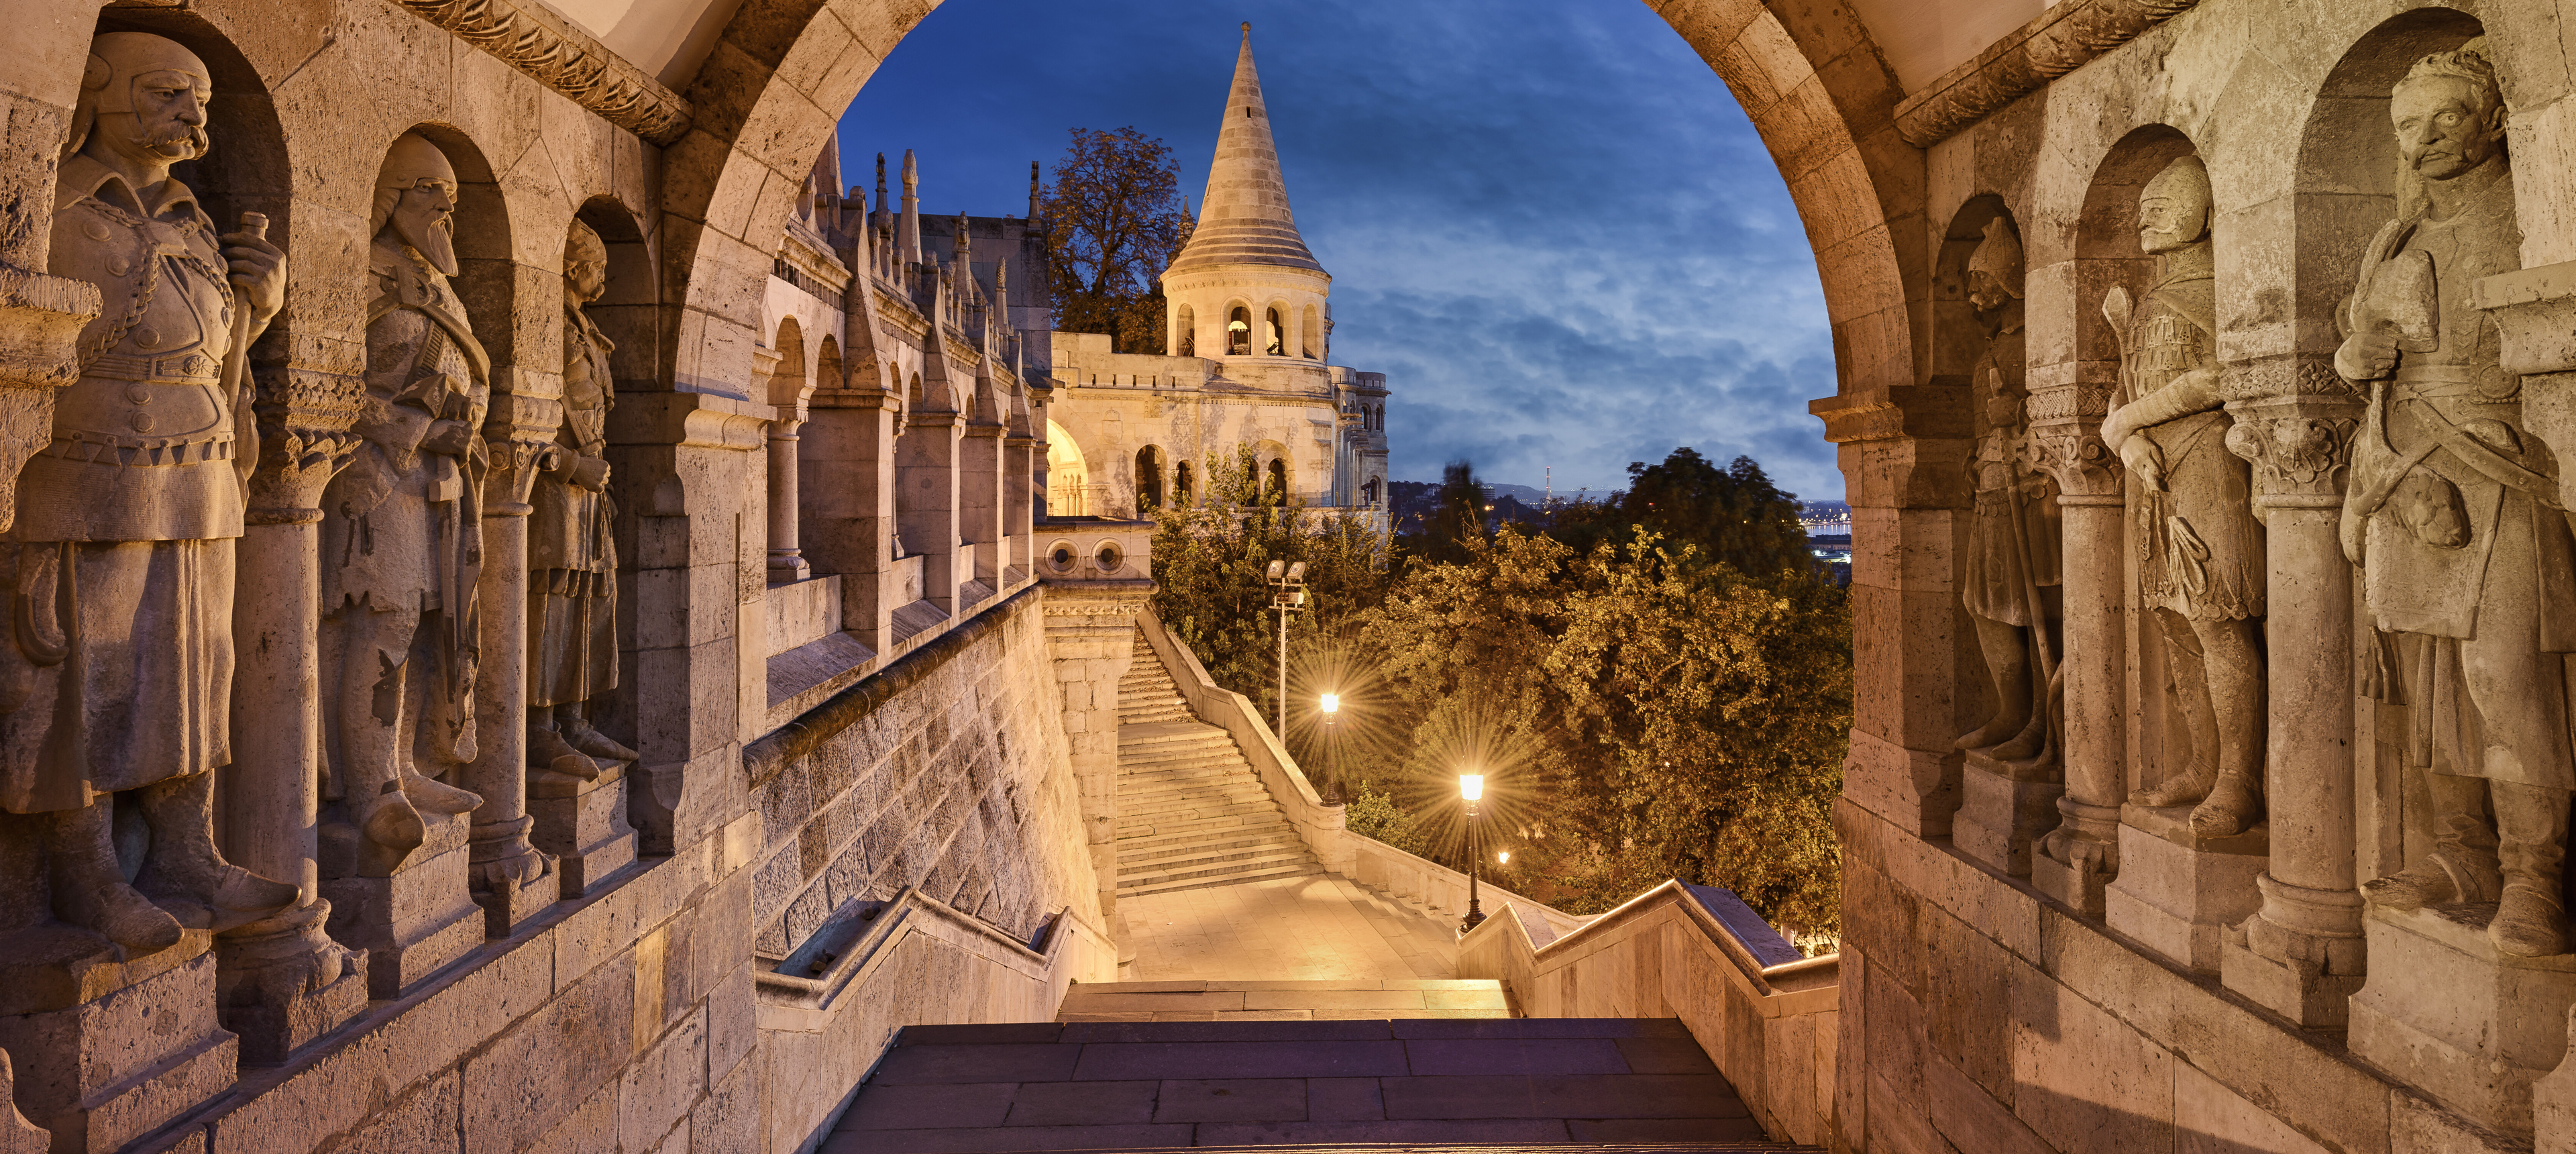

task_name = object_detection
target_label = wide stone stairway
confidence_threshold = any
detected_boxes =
[822,1015,1814,1152]
[1114,635,1322,898]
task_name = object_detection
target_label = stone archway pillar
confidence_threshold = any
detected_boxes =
[468,386,568,935]
[2035,427,2125,914]
[2216,394,2365,1026]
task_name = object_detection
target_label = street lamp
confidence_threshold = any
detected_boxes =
[1319,692,1342,803]
[1267,560,1307,737]
[1459,772,1486,933]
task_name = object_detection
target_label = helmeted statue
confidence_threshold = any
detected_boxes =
[0,32,299,951]
[2101,154,2269,838]
[1955,216,2061,766]
[2341,40,2572,958]
[319,133,488,874]
[528,221,633,780]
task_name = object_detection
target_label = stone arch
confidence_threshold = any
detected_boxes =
[1302,303,1321,359]
[1933,194,2015,386]
[768,314,808,411]
[1265,303,1286,355]
[575,197,657,384]
[1226,302,1253,356]
[666,0,1911,410]
[1175,459,1195,505]
[1174,302,1196,356]
[816,333,843,393]
[2076,126,2200,382]
[96,7,288,266]
[1135,444,1164,511]
[1044,417,1089,516]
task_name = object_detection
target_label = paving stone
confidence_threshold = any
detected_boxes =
[1073,1040,1411,1080]
[1305,1078,1387,1121]
[1423,988,1512,1009]
[1192,1118,1577,1144]
[868,1045,1081,1086]
[1379,1073,1750,1119]
[1240,990,1426,1010]
[1002,1080,1159,1126]
[824,1123,1195,1153]
[1150,1078,1309,1122]
[1059,1020,1394,1044]
[894,1024,1063,1047]
[1401,1039,1633,1076]
[1059,991,1247,1012]
[842,1084,1016,1131]
[1568,1116,1776,1143]
[1614,1036,1723,1073]
[1390,1018,1693,1039]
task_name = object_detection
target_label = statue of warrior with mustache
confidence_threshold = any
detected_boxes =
[318,134,490,876]
[0,32,301,952]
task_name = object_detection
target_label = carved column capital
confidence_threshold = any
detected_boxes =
[2225,407,2359,507]
[246,363,367,525]
[2031,425,2123,504]
[482,392,568,516]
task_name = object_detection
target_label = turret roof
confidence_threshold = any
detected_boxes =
[1164,23,1324,278]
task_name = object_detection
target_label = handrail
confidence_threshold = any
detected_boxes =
[1132,605,1582,935]
[755,885,1106,1015]
[1453,880,1839,1147]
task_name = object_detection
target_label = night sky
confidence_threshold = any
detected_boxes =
[836,0,1839,503]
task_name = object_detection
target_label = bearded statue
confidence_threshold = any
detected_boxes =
[317,134,488,876]
[527,221,633,780]
[0,32,299,953]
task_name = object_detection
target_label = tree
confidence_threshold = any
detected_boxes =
[1041,127,1192,353]
[1550,448,1816,582]
[1415,460,1489,566]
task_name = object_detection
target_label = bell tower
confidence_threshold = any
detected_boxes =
[1162,22,1332,364]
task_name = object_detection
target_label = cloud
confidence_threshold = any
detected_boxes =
[838,0,1841,501]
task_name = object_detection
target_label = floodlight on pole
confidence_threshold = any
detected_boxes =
[1460,772,1487,933]
[1458,774,1483,802]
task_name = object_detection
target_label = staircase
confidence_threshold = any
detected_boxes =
[1115,633,1322,898]
[823,1013,1821,1153]
[1058,978,1513,1021]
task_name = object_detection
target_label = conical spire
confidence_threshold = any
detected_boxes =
[899,149,922,264]
[1164,22,1323,277]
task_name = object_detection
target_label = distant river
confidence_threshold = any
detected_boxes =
[1805,521,1851,537]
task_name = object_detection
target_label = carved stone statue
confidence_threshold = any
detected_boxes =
[0,32,299,951]
[529,221,633,779]
[2100,154,2268,838]
[1955,217,2061,766]
[2341,41,2571,959]
[319,134,488,873]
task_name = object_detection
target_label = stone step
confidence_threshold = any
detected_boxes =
[1118,762,1263,788]
[825,1017,1810,1153]
[1116,794,1277,823]
[1112,811,1286,841]
[1112,817,1299,854]
[1120,751,1250,774]
[1116,843,1316,885]
[1118,743,1244,764]
[1114,829,1305,868]
[1118,727,1236,751]
[1115,860,1324,897]
[1118,704,1193,721]
[1117,780,1273,806]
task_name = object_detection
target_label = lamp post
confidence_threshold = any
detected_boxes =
[1459,773,1486,933]
[1267,560,1307,737]
[1319,692,1342,803]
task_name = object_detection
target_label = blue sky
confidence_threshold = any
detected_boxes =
[837,0,1839,501]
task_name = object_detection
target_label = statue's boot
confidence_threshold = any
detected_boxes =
[2130,762,2213,808]
[2363,775,2499,910]
[557,707,637,764]
[356,779,427,874]
[2189,770,2261,838]
[2491,782,2571,957]
[135,771,299,931]
[529,725,600,781]
[401,773,482,815]
[1989,708,2048,762]
[1954,712,2026,752]
[46,804,182,951]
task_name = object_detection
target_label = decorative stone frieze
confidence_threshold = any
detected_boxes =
[390,0,691,144]
[1895,0,2203,146]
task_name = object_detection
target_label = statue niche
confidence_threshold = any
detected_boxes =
[0,32,299,958]
[1954,215,2061,774]
[2342,40,2571,959]
[317,133,489,876]
[2100,154,2269,839]
[529,220,633,780]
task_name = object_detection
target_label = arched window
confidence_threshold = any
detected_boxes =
[1175,303,1196,356]
[1302,304,1321,359]
[1227,307,1251,356]
[1136,445,1164,511]
[1267,458,1287,503]
[1265,307,1285,355]
[1175,460,1194,505]
[908,372,924,406]
[1362,477,1381,505]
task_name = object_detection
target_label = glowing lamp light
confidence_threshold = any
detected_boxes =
[1497,851,1511,865]
[1320,693,1340,715]
[1458,774,1484,802]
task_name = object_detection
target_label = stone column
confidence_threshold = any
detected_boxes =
[900,410,963,614]
[2218,399,2365,1025]
[1005,431,1036,577]
[2034,425,2125,914]
[1040,578,1153,951]
[215,359,369,1063]
[961,419,1005,589]
[467,390,562,935]
[803,389,900,655]
[767,412,810,580]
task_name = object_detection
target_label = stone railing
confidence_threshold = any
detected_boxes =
[1454,881,1840,1149]
[754,886,1114,1149]
[1132,607,1582,937]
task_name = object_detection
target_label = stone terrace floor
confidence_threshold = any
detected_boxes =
[1119,872,1465,982]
